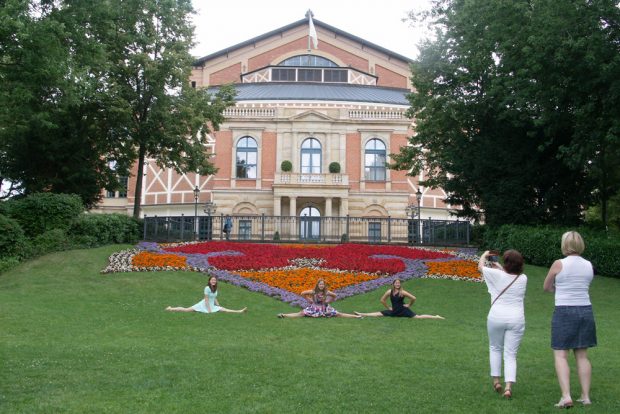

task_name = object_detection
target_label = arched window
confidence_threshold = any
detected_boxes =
[364,139,386,181]
[236,136,257,179]
[301,138,322,174]
[278,55,337,67]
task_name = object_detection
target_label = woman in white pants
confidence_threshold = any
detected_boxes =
[478,250,528,399]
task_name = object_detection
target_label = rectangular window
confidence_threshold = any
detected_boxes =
[272,68,296,81]
[368,222,381,243]
[297,69,322,82]
[118,176,128,198]
[239,220,252,240]
[323,69,347,83]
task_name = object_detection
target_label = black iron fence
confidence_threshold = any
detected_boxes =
[143,214,472,246]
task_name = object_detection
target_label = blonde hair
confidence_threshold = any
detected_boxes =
[561,231,585,256]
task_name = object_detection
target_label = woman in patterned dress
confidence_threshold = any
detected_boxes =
[166,275,247,314]
[353,279,444,319]
[277,279,360,318]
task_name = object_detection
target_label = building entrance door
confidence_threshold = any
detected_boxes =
[300,207,320,241]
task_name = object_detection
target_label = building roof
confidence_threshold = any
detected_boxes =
[193,17,413,67]
[211,83,410,105]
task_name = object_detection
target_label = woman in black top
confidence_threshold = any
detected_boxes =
[354,279,444,319]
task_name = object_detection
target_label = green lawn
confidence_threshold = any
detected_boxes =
[1,245,618,413]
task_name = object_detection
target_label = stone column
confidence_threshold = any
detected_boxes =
[340,197,349,216]
[289,196,297,239]
[325,197,332,217]
[273,196,281,216]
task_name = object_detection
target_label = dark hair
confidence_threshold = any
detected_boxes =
[502,250,524,275]
[208,275,218,293]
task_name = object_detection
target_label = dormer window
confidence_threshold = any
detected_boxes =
[241,54,377,85]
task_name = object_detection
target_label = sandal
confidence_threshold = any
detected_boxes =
[503,389,512,399]
[493,383,502,393]
[277,313,284,318]
[577,398,591,406]
[554,398,573,409]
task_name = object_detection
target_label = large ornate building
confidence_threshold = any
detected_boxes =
[98,13,459,241]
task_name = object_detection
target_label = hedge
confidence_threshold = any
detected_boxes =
[0,214,27,258]
[483,225,619,278]
[4,193,84,237]
[69,214,140,246]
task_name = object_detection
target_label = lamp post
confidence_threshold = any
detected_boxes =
[193,186,200,240]
[405,203,417,245]
[203,201,217,240]
[416,188,422,244]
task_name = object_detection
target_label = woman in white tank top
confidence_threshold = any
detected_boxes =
[544,231,597,409]
[478,249,527,400]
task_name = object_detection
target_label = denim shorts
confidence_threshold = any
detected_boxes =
[551,305,597,350]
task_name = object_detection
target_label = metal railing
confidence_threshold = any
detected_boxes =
[143,214,471,246]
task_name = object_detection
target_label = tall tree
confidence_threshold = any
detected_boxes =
[103,0,235,218]
[0,0,122,206]
[392,0,620,226]
[0,0,235,212]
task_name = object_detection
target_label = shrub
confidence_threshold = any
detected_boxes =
[32,229,74,255]
[273,231,280,241]
[482,224,620,278]
[0,256,20,274]
[0,214,27,258]
[69,213,140,246]
[280,160,292,172]
[341,233,349,242]
[328,162,341,173]
[5,193,83,237]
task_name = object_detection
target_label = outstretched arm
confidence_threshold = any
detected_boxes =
[544,260,562,292]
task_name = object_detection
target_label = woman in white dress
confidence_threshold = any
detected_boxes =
[166,275,247,314]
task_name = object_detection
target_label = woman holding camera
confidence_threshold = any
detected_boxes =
[544,231,596,409]
[478,250,527,400]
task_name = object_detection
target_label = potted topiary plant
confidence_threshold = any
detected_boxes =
[281,160,292,172]
[328,162,341,173]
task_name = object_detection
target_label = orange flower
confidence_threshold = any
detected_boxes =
[237,268,378,294]
[425,260,480,280]
[132,251,187,268]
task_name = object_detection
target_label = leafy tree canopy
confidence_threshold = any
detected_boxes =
[392,0,620,226]
[0,0,236,212]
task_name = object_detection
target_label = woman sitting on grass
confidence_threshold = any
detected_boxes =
[353,279,445,319]
[166,275,247,314]
[277,278,360,319]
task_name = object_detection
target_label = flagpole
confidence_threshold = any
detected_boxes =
[306,10,311,52]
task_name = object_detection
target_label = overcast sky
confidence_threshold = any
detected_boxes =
[190,0,433,60]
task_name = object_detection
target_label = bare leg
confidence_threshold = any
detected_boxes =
[414,314,445,319]
[354,311,384,317]
[492,377,502,393]
[278,311,305,318]
[574,348,592,404]
[336,312,362,319]
[553,349,573,406]
[165,306,195,312]
[219,306,247,313]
